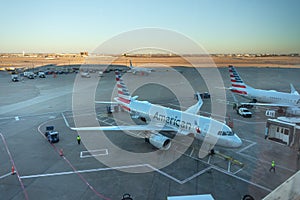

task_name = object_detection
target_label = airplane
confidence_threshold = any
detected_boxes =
[67,71,242,156]
[127,60,153,75]
[228,65,300,116]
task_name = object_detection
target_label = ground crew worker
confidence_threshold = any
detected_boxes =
[77,135,81,145]
[269,160,275,172]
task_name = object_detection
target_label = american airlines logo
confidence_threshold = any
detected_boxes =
[153,112,192,130]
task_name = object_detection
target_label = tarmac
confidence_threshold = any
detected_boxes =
[0,65,299,200]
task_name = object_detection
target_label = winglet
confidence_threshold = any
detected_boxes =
[290,83,299,95]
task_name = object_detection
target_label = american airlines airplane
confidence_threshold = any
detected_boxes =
[128,60,153,75]
[229,65,300,116]
[67,71,242,153]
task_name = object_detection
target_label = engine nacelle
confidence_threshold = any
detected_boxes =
[149,133,171,150]
[286,107,300,116]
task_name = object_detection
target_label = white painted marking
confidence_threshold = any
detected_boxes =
[19,159,272,192]
[0,172,12,179]
[180,167,213,184]
[237,141,257,153]
[207,155,211,164]
[189,148,194,157]
[233,168,244,175]
[20,164,147,179]
[146,165,184,184]
[228,161,231,172]
[80,149,108,158]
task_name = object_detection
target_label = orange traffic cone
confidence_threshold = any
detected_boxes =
[59,149,64,156]
[11,165,16,175]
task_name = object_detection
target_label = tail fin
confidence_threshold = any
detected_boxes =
[290,83,299,95]
[115,71,131,111]
[228,65,249,95]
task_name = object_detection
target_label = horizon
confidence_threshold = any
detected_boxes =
[1,52,299,56]
[1,0,300,54]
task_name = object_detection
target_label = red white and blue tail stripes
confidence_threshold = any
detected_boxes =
[228,65,247,95]
[115,71,131,111]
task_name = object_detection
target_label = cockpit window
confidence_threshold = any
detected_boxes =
[218,131,234,136]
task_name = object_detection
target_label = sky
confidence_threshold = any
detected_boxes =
[1,0,300,54]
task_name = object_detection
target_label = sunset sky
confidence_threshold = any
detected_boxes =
[1,0,299,54]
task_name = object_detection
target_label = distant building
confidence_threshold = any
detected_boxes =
[80,51,89,57]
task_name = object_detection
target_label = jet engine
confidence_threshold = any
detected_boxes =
[148,133,171,150]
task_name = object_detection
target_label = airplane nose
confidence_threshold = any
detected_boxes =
[234,135,243,147]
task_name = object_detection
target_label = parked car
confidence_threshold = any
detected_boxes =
[27,73,35,79]
[11,74,20,82]
[237,107,252,118]
[80,72,91,78]
[38,71,46,78]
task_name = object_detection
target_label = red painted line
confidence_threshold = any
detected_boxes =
[0,133,29,200]
[37,120,111,200]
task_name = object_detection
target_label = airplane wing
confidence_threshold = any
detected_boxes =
[185,92,203,114]
[68,124,176,132]
[68,124,195,137]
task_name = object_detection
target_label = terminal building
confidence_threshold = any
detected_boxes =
[266,117,300,150]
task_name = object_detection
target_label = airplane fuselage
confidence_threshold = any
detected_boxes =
[116,97,242,148]
[238,87,300,106]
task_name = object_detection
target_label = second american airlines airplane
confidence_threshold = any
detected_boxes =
[128,60,153,75]
[229,65,300,116]
[69,71,242,152]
